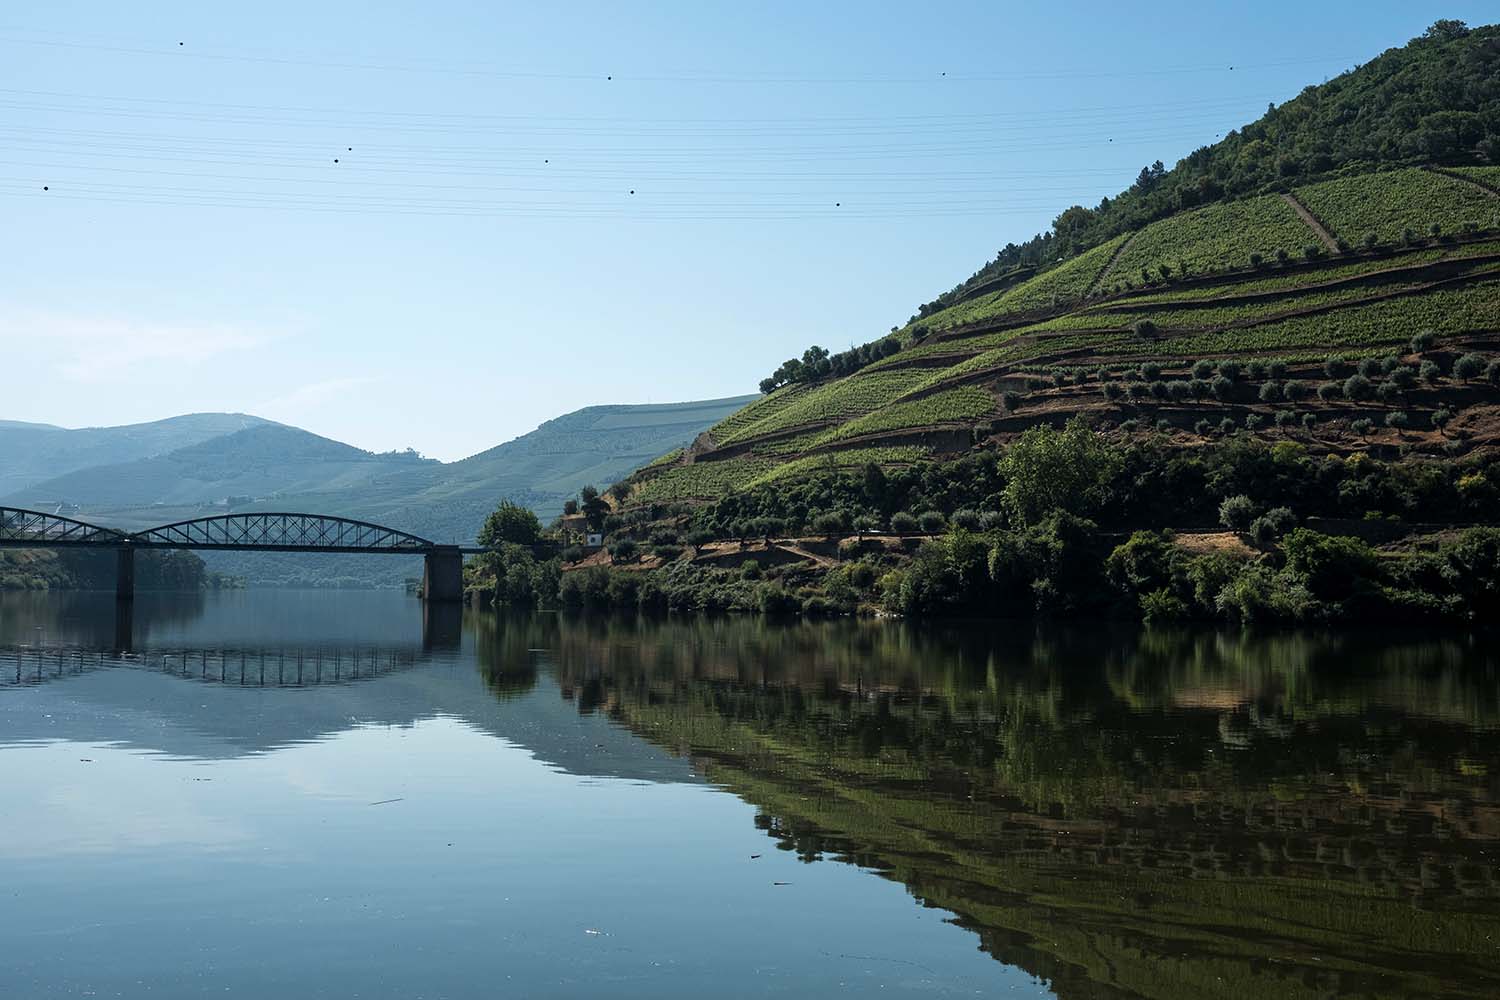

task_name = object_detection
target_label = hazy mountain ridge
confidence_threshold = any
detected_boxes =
[2,395,757,586]
[0,412,273,497]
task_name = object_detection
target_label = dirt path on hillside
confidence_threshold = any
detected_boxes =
[1089,230,1142,295]
[1281,192,1340,250]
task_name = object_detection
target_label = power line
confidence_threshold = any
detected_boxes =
[0,32,1359,85]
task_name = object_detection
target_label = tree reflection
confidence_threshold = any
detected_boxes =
[487,611,1500,1000]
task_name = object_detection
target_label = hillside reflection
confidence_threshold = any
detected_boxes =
[506,612,1500,1000]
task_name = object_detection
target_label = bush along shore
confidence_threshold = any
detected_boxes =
[465,423,1500,627]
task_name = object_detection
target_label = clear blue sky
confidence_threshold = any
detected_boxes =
[1,1,1490,460]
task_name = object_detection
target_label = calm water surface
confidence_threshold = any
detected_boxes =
[1,591,1497,999]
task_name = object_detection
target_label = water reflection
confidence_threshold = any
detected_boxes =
[2,593,1497,998]
[522,613,1500,1000]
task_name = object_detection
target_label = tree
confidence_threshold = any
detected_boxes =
[999,418,1123,525]
[1259,381,1283,402]
[478,500,542,548]
[917,510,947,533]
[1343,373,1374,400]
[1411,329,1436,353]
[890,511,918,535]
[1192,360,1215,380]
[1420,359,1443,383]
[1219,495,1257,532]
[686,528,714,555]
[1385,411,1410,435]
[562,499,579,516]
[1103,382,1124,401]
[1351,417,1375,436]
[609,538,638,564]
[1132,319,1159,340]
[1454,353,1486,381]
[1431,407,1454,435]
[1001,390,1022,411]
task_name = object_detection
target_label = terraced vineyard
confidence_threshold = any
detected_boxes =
[1102,193,1316,284]
[623,163,1500,506]
[908,234,1129,336]
[1295,168,1498,245]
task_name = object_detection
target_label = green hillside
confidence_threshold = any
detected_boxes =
[454,22,1500,627]
[0,412,271,497]
[626,23,1500,508]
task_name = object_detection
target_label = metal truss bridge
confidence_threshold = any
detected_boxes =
[0,508,468,601]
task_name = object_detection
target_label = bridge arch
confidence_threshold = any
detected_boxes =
[128,512,436,553]
[0,507,127,547]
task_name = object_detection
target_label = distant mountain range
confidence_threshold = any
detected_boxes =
[1,395,754,585]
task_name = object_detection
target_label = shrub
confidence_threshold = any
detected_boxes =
[1103,381,1124,401]
[1420,359,1442,383]
[1377,382,1402,405]
[1301,413,1318,430]
[1389,366,1417,390]
[1149,380,1169,400]
[1268,360,1288,379]
[1001,390,1022,411]
[1194,419,1213,435]
[1323,357,1347,378]
[1249,252,1264,268]
[1317,382,1342,402]
[1283,379,1307,400]
[917,510,947,533]
[1258,381,1283,402]
[1274,410,1296,429]
[1217,360,1241,380]
[1132,319,1159,340]
[757,583,802,615]
[561,545,584,563]
[609,538,639,564]
[1155,418,1171,432]
[1139,361,1161,380]
[890,511,918,534]
[1249,506,1296,545]
[1303,244,1324,261]
[1127,381,1150,401]
[1429,222,1443,239]
[1401,226,1418,246]
[1411,329,1436,353]
[1218,416,1237,435]
[1362,231,1379,250]
[1189,378,1211,400]
[653,543,684,562]
[1191,359,1215,379]
[1245,414,1264,432]
[1120,418,1140,432]
[1274,247,1290,265]
[1246,360,1267,380]
[1167,380,1192,402]
[1358,357,1382,378]
[1211,376,1234,401]
[1219,495,1257,532]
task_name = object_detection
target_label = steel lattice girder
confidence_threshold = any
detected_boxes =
[127,513,435,553]
[0,507,127,547]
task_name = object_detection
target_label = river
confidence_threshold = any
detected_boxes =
[1,590,1496,998]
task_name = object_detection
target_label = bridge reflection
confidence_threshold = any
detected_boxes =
[0,600,462,688]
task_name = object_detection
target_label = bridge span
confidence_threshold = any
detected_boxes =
[0,509,472,601]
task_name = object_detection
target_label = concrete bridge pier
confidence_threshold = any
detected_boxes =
[422,546,464,603]
[116,543,135,602]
